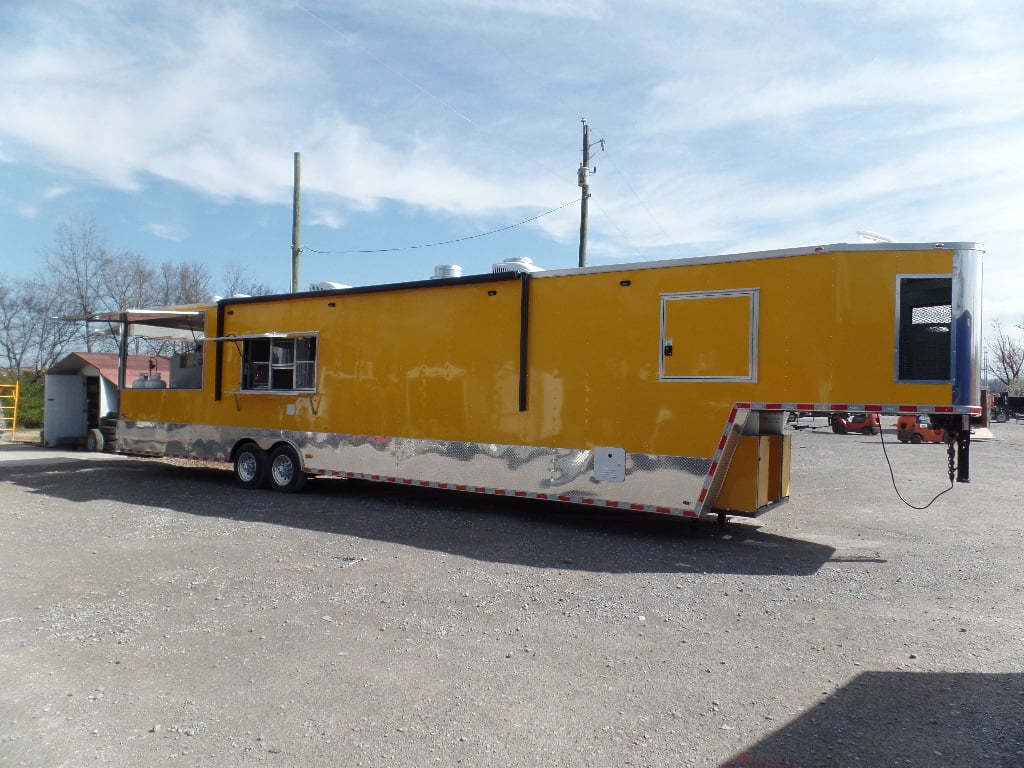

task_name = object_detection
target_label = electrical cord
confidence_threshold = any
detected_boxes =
[876,416,955,510]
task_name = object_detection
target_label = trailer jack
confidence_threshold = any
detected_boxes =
[936,414,971,484]
[954,422,970,483]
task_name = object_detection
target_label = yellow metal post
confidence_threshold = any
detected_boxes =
[0,381,18,439]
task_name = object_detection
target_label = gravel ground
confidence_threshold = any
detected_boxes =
[1,420,1022,767]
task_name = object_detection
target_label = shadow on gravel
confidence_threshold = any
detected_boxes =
[721,672,1024,768]
[1,459,836,576]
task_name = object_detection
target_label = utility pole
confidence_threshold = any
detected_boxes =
[577,119,603,268]
[291,151,301,293]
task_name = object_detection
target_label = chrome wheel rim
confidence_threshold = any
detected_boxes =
[237,452,258,482]
[272,454,295,486]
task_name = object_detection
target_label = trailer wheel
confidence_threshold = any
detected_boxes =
[233,443,269,490]
[270,444,307,493]
[85,428,104,452]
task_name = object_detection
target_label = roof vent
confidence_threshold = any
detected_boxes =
[492,257,544,274]
[431,264,463,279]
[309,281,351,291]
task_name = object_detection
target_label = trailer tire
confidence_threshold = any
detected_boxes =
[85,428,104,452]
[233,443,270,490]
[270,444,307,493]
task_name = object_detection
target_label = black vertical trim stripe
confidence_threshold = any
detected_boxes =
[519,273,531,412]
[214,302,225,401]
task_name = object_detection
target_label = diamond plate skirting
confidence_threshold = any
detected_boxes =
[119,421,714,518]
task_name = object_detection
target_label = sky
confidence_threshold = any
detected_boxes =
[2,0,1023,324]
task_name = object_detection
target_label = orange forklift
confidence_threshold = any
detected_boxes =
[896,414,946,444]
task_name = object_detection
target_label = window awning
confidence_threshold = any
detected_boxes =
[62,309,206,333]
[204,331,318,342]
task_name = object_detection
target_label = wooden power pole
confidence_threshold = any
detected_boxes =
[291,151,301,292]
[577,119,603,268]
[578,121,590,268]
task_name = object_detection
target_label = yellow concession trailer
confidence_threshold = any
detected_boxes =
[101,242,983,521]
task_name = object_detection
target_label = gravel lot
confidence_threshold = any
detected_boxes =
[1,420,1022,767]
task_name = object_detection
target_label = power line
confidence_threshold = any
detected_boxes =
[296,4,593,223]
[295,8,654,261]
[302,199,579,255]
[601,146,673,245]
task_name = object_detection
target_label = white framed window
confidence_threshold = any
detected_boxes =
[241,335,317,391]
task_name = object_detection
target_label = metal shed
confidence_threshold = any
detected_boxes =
[44,353,168,450]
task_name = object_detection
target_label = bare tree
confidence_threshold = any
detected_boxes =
[157,260,213,305]
[0,276,79,373]
[29,275,81,371]
[222,263,279,297]
[43,215,114,352]
[102,251,159,311]
[986,319,1024,392]
[21,216,267,369]
[0,280,29,370]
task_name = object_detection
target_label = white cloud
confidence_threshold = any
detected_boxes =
[2,0,1024,315]
[16,203,39,219]
[645,54,1024,139]
[148,222,185,242]
[425,0,608,17]
[42,185,71,200]
[0,3,556,218]
[307,207,346,230]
